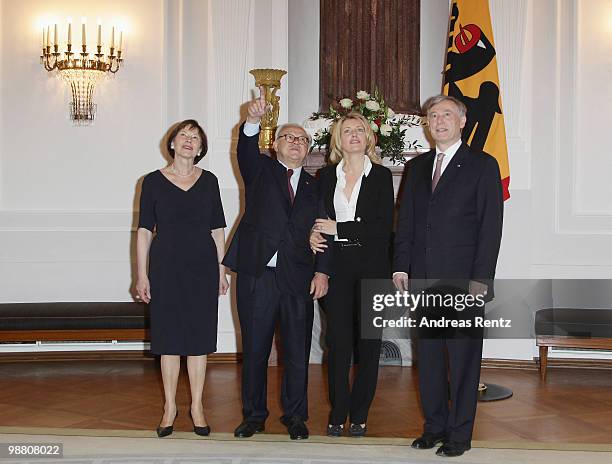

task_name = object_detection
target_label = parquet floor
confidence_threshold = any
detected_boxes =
[0,361,611,444]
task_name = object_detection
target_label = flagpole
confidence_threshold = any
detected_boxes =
[443,0,513,403]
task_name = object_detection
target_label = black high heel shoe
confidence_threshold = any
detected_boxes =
[189,410,211,436]
[156,411,178,438]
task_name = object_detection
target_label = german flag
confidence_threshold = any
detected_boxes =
[443,0,510,201]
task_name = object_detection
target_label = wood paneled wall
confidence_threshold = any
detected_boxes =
[319,0,420,112]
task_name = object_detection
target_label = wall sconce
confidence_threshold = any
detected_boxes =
[40,18,125,125]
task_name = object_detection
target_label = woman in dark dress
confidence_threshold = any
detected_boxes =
[310,113,394,437]
[135,119,228,437]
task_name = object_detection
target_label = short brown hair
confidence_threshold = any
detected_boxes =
[328,113,381,165]
[166,119,208,164]
[422,95,467,118]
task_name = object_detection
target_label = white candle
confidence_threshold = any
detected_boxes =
[67,18,72,45]
[97,20,101,46]
[53,24,57,45]
[110,26,115,49]
[42,27,46,48]
[119,31,123,51]
[81,18,86,46]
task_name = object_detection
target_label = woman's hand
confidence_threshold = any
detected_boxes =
[135,275,151,303]
[314,218,337,236]
[310,229,328,253]
[219,266,230,296]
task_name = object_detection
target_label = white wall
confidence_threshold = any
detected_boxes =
[420,0,449,104]
[287,0,319,124]
[0,0,166,310]
[483,0,612,360]
[0,0,289,353]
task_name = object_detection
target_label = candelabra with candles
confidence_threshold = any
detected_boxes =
[40,19,125,124]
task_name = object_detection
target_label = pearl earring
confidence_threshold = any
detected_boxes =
[170,143,174,149]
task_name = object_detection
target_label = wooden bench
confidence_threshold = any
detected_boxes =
[535,308,612,381]
[0,302,150,343]
[0,303,240,363]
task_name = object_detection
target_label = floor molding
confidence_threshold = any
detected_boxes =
[535,357,612,370]
[480,357,612,371]
[1,426,611,452]
[0,350,241,363]
[1,351,611,371]
[481,358,539,370]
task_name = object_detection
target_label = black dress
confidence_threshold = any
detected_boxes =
[138,169,226,355]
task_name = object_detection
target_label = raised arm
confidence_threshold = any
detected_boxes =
[237,86,270,185]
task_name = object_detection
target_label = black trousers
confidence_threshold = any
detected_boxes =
[321,245,384,425]
[237,268,314,423]
[417,337,483,443]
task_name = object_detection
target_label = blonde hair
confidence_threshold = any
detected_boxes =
[328,113,381,165]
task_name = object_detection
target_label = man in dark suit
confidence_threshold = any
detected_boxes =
[223,88,330,440]
[393,95,503,457]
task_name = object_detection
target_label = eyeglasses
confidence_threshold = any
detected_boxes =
[277,133,310,146]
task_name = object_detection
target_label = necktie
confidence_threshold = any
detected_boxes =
[287,169,295,203]
[431,153,445,192]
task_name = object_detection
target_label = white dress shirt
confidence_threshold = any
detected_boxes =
[243,122,301,268]
[334,156,372,241]
[243,121,260,137]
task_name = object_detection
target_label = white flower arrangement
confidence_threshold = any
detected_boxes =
[339,98,353,109]
[309,88,427,164]
[379,123,392,137]
[365,100,381,112]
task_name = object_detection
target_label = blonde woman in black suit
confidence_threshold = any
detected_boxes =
[311,113,394,437]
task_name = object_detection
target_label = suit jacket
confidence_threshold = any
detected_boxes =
[393,143,503,297]
[223,123,328,299]
[316,161,394,278]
